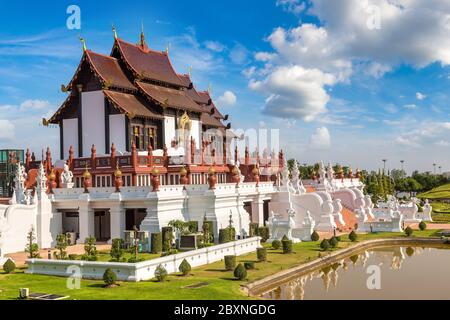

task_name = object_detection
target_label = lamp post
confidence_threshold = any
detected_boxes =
[439,166,442,175]
[400,160,405,175]
[433,163,437,175]
[382,159,387,173]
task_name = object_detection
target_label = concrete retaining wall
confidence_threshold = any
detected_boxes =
[26,237,262,282]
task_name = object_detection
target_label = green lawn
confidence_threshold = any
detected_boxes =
[0,229,442,300]
[418,184,450,200]
[430,202,450,224]
[72,251,161,262]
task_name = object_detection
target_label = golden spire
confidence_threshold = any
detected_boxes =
[165,42,171,54]
[112,24,117,39]
[139,20,147,48]
[79,36,87,52]
[188,66,192,77]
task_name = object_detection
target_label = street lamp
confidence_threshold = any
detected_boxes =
[433,163,437,175]
[382,159,387,173]
[400,160,405,178]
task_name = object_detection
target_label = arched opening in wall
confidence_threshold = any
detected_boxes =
[263,200,271,226]
[94,210,111,242]
[125,209,147,230]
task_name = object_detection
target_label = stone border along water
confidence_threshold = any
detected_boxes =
[242,238,448,297]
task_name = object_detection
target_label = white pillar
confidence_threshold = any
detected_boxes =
[109,205,125,243]
[77,203,94,244]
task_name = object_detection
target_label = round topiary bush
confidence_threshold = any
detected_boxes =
[155,264,168,282]
[311,231,320,242]
[320,239,331,251]
[329,237,339,248]
[405,226,414,237]
[419,221,427,231]
[256,247,267,262]
[224,255,237,270]
[282,239,293,254]
[2,259,15,274]
[179,259,192,276]
[349,231,358,242]
[244,262,255,270]
[271,240,282,250]
[233,263,247,281]
[103,268,117,287]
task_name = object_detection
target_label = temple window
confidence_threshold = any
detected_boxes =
[146,127,157,150]
[131,125,144,150]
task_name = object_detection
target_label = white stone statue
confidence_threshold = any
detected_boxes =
[36,163,47,195]
[281,157,290,188]
[60,163,74,189]
[289,161,301,194]
[14,163,27,204]
[267,209,300,243]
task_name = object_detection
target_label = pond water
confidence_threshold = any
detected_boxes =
[261,247,450,300]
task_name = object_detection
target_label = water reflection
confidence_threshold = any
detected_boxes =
[261,247,450,300]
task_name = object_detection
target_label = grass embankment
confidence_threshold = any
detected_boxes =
[429,202,450,224]
[419,184,450,200]
[0,229,442,300]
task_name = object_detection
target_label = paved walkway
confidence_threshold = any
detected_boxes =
[5,244,111,267]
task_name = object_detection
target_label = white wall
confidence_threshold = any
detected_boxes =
[109,114,126,154]
[190,119,201,148]
[63,118,79,158]
[82,91,105,157]
[164,115,176,147]
[26,237,262,282]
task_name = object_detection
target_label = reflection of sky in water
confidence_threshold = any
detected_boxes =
[262,247,450,300]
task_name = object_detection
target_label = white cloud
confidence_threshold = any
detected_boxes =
[416,92,427,100]
[403,104,417,110]
[310,127,331,149]
[249,65,336,121]
[216,91,237,107]
[204,41,226,53]
[242,66,256,78]
[19,99,51,111]
[229,43,249,65]
[0,120,15,140]
[276,0,306,15]
[249,0,450,121]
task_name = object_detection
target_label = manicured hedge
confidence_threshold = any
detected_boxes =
[103,268,117,286]
[224,255,236,271]
[234,264,247,280]
[162,227,173,252]
[311,231,320,242]
[219,228,236,244]
[249,223,259,237]
[151,233,162,254]
[257,247,267,262]
[244,262,255,270]
[257,226,270,242]
[271,240,282,250]
[282,238,293,254]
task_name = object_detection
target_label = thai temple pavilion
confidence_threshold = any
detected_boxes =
[33,29,283,189]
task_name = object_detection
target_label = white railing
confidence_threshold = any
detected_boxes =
[26,237,262,282]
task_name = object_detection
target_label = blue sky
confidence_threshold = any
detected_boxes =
[1,0,450,173]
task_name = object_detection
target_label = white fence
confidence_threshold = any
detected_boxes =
[26,237,262,282]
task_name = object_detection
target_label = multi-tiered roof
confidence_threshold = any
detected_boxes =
[49,31,227,129]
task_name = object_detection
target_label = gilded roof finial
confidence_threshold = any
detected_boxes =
[188,66,192,77]
[165,42,171,54]
[112,24,117,39]
[139,20,147,49]
[79,36,87,52]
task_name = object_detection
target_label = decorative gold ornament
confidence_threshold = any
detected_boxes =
[114,163,122,178]
[179,166,188,176]
[83,165,91,179]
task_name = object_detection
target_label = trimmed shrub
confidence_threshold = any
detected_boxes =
[249,223,259,237]
[110,239,124,262]
[258,227,270,243]
[311,231,320,242]
[219,228,236,244]
[329,237,339,248]
[3,259,16,274]
[349,231,358,242]
[187,221,199,234]
[127,257,145,263]
[405,226,414,237]
[320,239,331,251]
[282,238,293,254]
[335,236,342,242]
[419,221,427,231]
[233,263,247,281]
[162,227,173,252]
[82,236,98,261]
[179,259,191,276]
[151,233,163,254]
[103,268,117,287]
[271,240,282,250]
[224,255,237,271]
[244,262,255,270]
[257,247,267,262]
[202,220,214,244]
[155,264,168,282]
[68,254,77,261]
